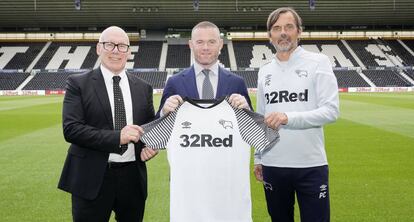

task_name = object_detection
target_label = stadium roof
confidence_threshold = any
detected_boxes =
[1,0,413,32]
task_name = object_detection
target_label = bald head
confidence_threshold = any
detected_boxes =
[99,26,130,45]
[96,26,131,74]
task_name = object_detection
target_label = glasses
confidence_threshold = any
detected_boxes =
[270,24,296,33]
[99,42,130,53]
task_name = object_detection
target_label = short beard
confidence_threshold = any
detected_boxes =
[271,34,298,53]
[273,39,297,53]
[275,43,292,52]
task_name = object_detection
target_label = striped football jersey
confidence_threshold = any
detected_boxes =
[141,97,279,222]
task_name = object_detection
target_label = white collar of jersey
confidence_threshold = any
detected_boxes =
[183,96,226,109]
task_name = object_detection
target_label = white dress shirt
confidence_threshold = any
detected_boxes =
[160,61,221,117]
[100,65,135,162]
[193,61,219,99]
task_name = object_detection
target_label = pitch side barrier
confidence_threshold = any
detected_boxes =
[1,67,414,95]
[1,87,414,96]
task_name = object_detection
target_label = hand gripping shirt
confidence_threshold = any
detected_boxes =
[141,97,279,222]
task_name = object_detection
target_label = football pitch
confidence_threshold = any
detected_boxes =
[0,92,413,221]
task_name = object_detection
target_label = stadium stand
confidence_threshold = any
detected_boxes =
[130,71,167,89]
[23,71,78,90]
[234,70,258,88]
[33,42,98,70]
[403,69,414,81]
[0,72,30,90]
[0,42,46,70]
[2,39,414,90]
[165,45,191,68]
[218,46,231,68]
[382,39,414,66]
[362,69,412,87]
[301,40,359,67]
[346,39,404,68]
[133,41,163,68]
[232,41,275,69]
[402,40,414,52]
[334,70,370,88]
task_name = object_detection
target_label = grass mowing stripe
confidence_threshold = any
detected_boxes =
[340,92,414,110]
[0,124,70,222]
[0,96,63,111]
[0,102,62,142]
[325,118,414,221]
[339,99,414,138]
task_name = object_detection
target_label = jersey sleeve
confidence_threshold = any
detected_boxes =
[231,103,280,153]
[141,105,180,150]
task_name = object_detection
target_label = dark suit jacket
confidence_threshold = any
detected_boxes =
[58,68,155,200]
[157,66,252,116]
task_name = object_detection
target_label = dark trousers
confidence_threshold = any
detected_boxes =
[262,165,330,222]
[72,161,145,222]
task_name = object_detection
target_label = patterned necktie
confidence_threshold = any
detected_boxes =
[113,76,128,155]
[202,69,214,99]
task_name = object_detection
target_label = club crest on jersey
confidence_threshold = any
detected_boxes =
[265,74,272,86]
[218,119,233,129]
[181,121,192,129]
[295,69,308,77]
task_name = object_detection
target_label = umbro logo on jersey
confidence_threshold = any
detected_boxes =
[181,121,192,129]
[179,134,233,148]
[265,74,272,86]
[219,119,233,129]
[265,89,308,104]
[295,69,308,77]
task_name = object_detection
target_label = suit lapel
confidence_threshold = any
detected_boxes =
[182,66,200,99]
[127,72,141,124]
[91,68,113,127]
[216,67,231,97]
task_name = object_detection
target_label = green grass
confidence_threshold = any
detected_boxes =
[0,93,413,221]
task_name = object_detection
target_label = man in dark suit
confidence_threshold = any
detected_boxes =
[157,21,252,117]
[58,26,156,222]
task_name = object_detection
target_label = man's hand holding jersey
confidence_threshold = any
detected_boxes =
[162,95,184,116]
[119,125,158,162]
[120,125,144,145]
[228,93,250,110]
[264,112,288,129]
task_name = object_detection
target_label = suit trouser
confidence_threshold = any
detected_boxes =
[262,165,330,222]
[72,161,145,222]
